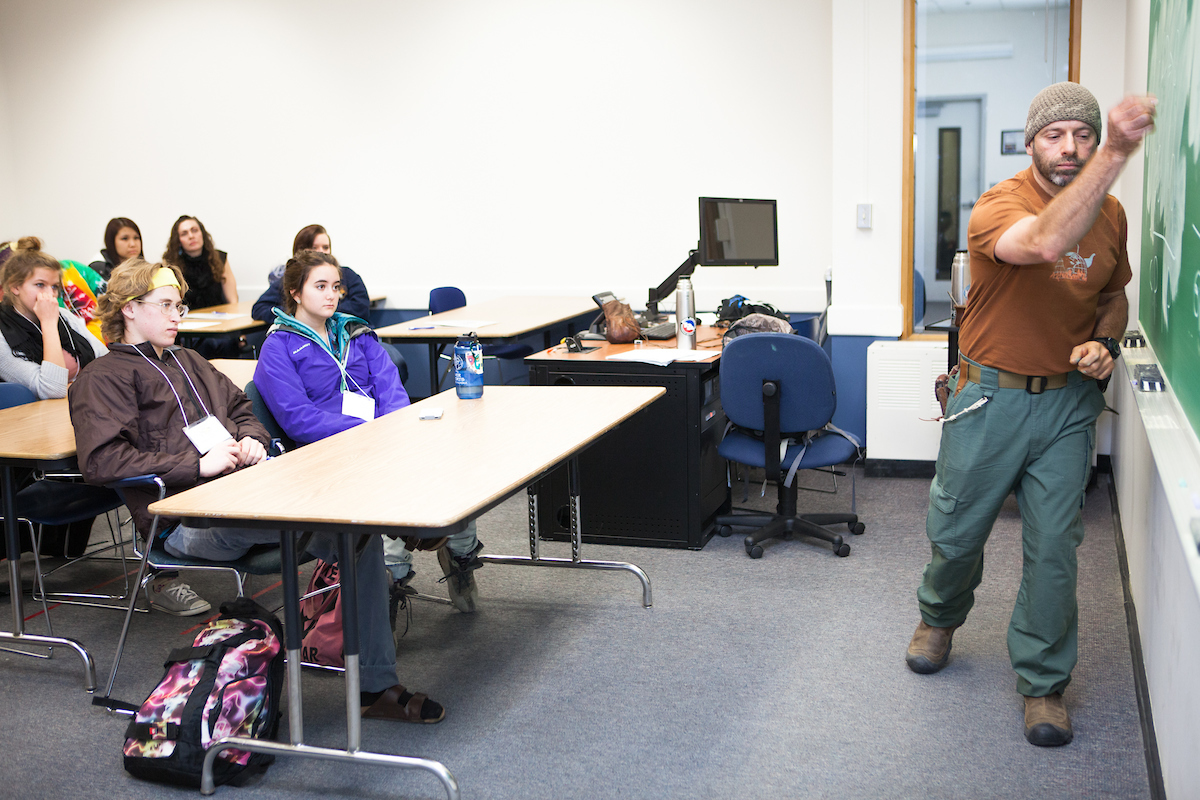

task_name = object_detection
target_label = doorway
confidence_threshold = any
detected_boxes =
[914,97,982,327]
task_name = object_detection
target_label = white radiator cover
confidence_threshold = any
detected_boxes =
[866,340,949,461]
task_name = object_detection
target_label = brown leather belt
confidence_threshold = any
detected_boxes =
[960,359,1090,395]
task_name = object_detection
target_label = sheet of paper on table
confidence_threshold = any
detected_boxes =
[408,319,496,330]
[186,312,248,320]
[605,349,715,366]
[177,320,221,330]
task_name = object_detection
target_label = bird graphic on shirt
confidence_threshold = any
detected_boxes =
[1051,248,1095,281]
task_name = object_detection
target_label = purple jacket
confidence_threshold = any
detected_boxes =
[254,312,410,445]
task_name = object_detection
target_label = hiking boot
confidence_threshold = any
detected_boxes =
[905,619,959,674]
[438,540,483,613]
[1024,693,1073,746]
[149,576,212,617]
[389,572,418,635]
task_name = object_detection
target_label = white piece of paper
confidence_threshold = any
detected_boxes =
[183,414,234,454]
[186,312,248,320]
[341,390,376,422]
[605,349,714,366]
[426,319,496,329]
[177,320,221,329]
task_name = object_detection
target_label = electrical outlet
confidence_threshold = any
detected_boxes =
[856,204,872,229]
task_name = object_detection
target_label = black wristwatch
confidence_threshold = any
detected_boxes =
[1092,337,1121,360]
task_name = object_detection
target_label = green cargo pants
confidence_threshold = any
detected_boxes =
[917,358,1105,697]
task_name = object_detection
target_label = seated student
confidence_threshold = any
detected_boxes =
[163,215,237,306]
[251,224,370,322]
[163,215,240,358]
[88,217,144,280]
[0,237,108,399]
[69,258,444,722]
[253,250,484,613]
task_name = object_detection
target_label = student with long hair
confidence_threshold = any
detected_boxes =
[0,237,107,399]
[162,215,238,308]
[251,224,370,322]
[253,250,483,614]
[163,215,240,357]
[89,217,144,279]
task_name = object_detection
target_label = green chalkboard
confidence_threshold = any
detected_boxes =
[1141,0,1200,433]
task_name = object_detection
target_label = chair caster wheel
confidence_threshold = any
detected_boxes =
[744,538,763,558]
[717,525,732,538]
[834,543,851,557]
[849,522,865,535]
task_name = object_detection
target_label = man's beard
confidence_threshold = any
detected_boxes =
[1033,148,1087,187]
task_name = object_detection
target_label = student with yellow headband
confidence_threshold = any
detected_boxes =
[69,258,445,722]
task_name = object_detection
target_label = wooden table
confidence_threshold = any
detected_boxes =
[177,301,266,336]
[0,398,97,689]
[149,385,663,798]
[209,358,258,390]
[375,295,596,396]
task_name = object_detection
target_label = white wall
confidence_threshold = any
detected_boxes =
[1113,0,1152,320]
[825,0,905,338]
[0,0,832,313]
[1111,345,1200,799]
[0,63,16,236]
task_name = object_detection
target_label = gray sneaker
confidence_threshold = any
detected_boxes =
[149,576,212,616]
[437,541,483,613]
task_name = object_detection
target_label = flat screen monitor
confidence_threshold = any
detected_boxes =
[698,197,779,266]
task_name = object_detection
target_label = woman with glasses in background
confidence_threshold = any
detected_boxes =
[0,237,107,399]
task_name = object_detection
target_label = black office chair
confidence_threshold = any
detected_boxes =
[714,332,864,558]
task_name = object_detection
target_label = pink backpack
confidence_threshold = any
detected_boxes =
[300,560,344,667]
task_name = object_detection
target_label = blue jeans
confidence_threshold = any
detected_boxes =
[165,525,399,693]
[382,520,479,581]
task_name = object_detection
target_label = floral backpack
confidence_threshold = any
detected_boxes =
[121,598,284,787]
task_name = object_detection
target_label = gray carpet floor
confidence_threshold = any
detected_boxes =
[0,471,1150,799]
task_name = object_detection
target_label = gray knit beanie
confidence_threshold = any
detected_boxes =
[1025,82,1102,146]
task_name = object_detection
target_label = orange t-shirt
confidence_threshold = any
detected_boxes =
[959,166,1131,376]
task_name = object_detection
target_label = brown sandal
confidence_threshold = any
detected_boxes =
[361,685,445,724]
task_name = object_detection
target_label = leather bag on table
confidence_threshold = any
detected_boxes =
[602,299,640,344]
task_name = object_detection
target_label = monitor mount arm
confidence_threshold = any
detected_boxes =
[645,250,700,321]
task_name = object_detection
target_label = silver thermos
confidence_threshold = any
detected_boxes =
[950,250,971,306]
[676,277,696,350]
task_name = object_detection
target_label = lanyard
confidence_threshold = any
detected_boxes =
[293,319,369,396]
[133,347,214,426]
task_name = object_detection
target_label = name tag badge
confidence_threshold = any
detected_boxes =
[183,415,235,455]
[342,391,376,422]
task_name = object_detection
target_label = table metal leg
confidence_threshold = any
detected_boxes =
[338,532,361,753]
[278,530,305,745]
[0,465,96,690]
[480,458,653,608]
[200,739,460,799]
[200,530,458,799]
[428,344,440,397]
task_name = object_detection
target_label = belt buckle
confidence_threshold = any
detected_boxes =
[1026,375,1048,394]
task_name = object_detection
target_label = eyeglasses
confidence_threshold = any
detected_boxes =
[131,299,189,318]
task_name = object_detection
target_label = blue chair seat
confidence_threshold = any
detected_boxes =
[714,332,864,558]
[15,481,124,526]
[719,429,859,473]
[148,535,293,576]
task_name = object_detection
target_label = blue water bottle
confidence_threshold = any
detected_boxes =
[453,332,484,399]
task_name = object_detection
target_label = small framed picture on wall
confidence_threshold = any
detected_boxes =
[1000,130,1023,155]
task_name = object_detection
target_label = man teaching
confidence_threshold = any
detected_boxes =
[905,82,1156,746]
